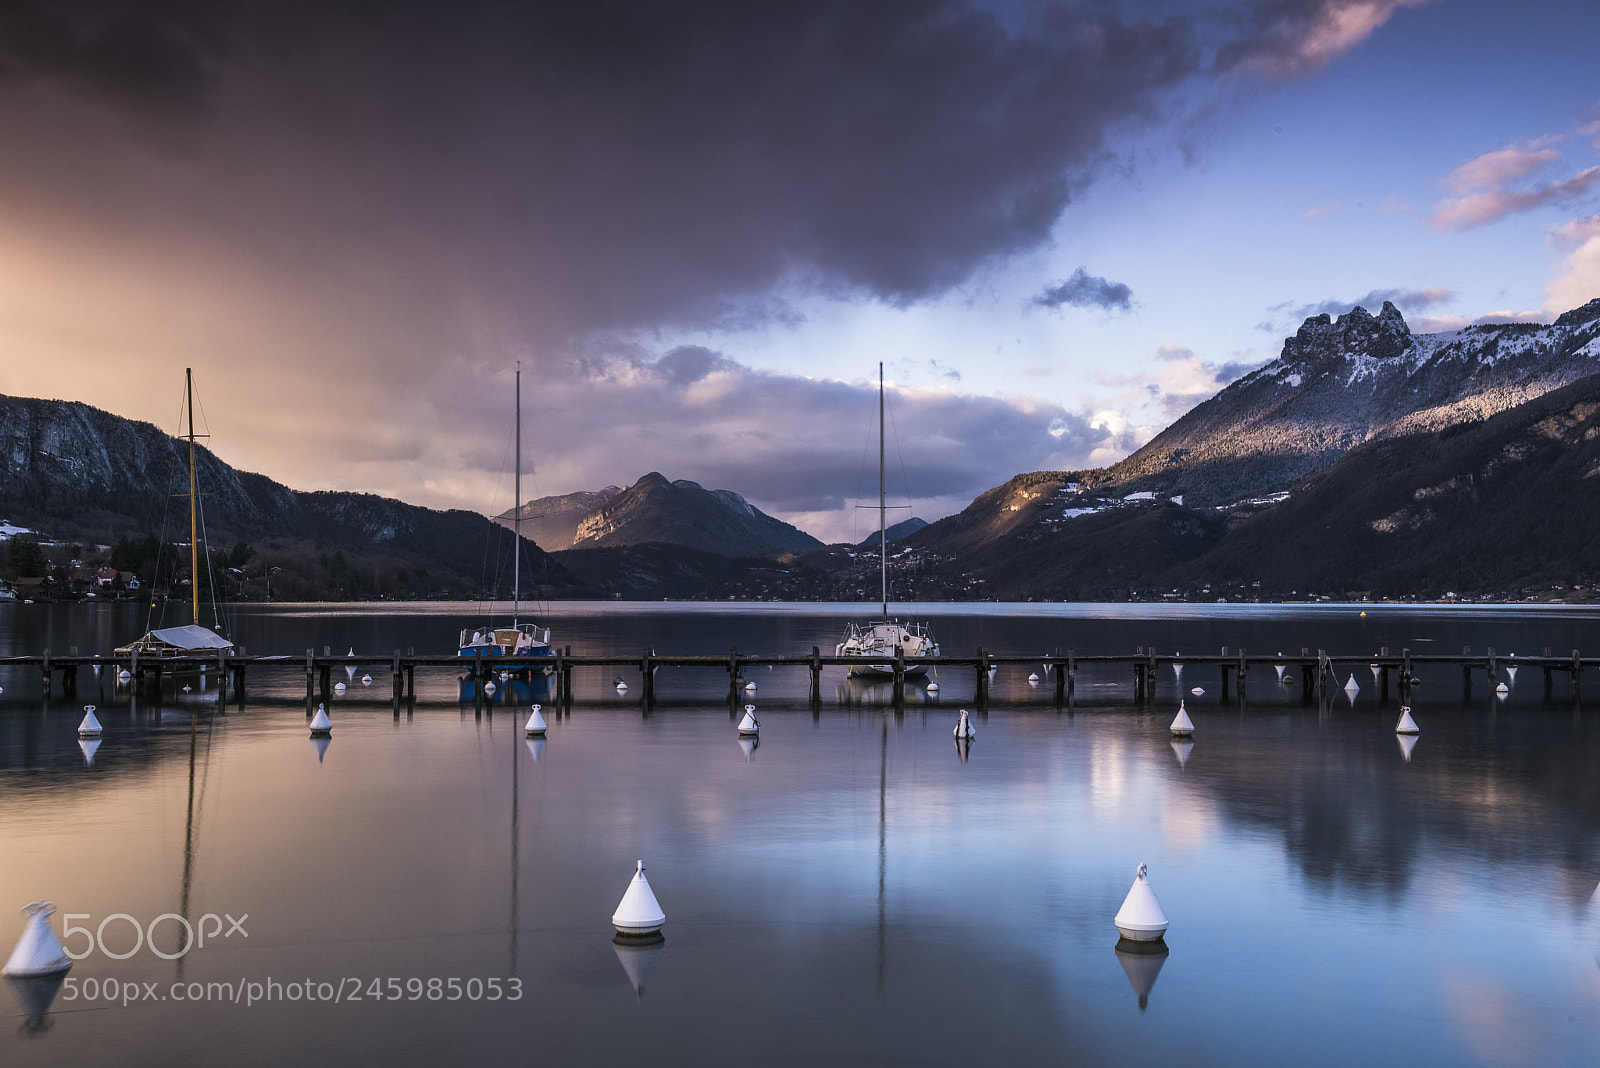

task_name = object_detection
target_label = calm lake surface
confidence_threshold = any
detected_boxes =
[4,601,1600,1065]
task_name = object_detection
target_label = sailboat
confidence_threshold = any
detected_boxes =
[835,364,938,678]
[458,364,554,673]
[115,369,234,665]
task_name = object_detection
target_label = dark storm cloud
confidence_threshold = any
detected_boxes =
[1031,268,1135,312]
[0,0,222,109]
[0,0,1216,347]
[0,0,1404,351]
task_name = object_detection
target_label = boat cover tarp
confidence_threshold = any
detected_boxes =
[143,625,233,651]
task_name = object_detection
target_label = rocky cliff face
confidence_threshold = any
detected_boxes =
[494,487,623,551]
[557,472,822,558]
[1096,297,1600,506]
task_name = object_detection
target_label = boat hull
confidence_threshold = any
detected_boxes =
[845,660,932,679]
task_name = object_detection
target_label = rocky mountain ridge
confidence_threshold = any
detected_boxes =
[539,472,823,558]
[897,296,1600,598]
[1089,296,1600,506]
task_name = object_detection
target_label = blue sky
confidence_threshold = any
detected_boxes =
[0,1,1595,541]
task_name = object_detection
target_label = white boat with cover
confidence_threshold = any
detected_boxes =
[114,371,234,663]
[837,363,938,679]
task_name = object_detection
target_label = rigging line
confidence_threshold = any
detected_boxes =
[885,384,914,526]
[188,376,229,629]
[479,412,518,618]
[147,450,181,634]
[148,375,193,633]
[852,374,879,546]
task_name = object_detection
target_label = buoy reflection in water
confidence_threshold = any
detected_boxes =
[1114,938,1169,1011]
[612,932,665,1000]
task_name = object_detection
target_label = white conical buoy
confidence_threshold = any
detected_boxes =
[525,705,547,736]
[182,685,191,693]
[953,709,975,740]
[1344,675,1359,694]
[311,734,331,762]
[1113,864,1169,942]
[334,681,347,694]
[118,669,130,681]
[310,704,332,736]
[737,706,759,735]
[1170,738,1193,769]
[361,674,372,686]
[1189,687,1204,696]
[1395,707,1419,735]
[612,861,666,934]
[77,705,102,738]
[1495,681,1509,696]
[483,681,496,695]
[926,681,939,693]
[616,680,628,692]
[1397,733,1418,762]
[744,681,756,692]
[1027,673,1039,684]
[3,903,72,977]
[1169,702,1193,737]
[79,737,101,766]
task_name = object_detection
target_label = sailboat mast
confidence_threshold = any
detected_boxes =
[513,363,521,629]
[879,361,887,620]
[186,368,199,627]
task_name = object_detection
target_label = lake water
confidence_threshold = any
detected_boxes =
[3,602,1600,1065]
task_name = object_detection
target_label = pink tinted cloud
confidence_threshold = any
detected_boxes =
[1429,167,1600,231]
[1222,0,1432,79]
[1545,216,1600,314]
[1442,141,1561,194]
[1303,200,1345,219]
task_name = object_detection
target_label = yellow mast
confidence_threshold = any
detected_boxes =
[186,368,199,626]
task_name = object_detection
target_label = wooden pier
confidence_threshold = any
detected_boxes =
[1,643,1590,709]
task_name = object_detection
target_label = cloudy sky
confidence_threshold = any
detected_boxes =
[0,0,1596,542]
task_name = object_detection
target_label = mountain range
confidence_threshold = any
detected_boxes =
[5,294,1599,601]
[1087,298,1600,506]
[0,394,573,598]
[901,296,1600,600]
[495,473,822,557]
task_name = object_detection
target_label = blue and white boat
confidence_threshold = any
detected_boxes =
[459,364,556,682]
